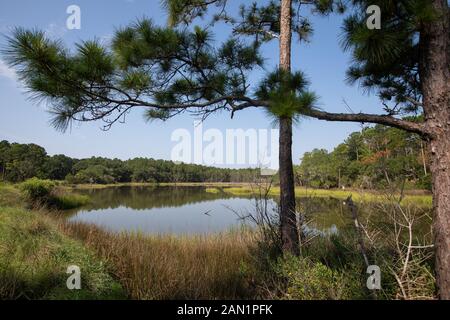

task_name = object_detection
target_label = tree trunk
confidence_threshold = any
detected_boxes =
[279,117,299,253]
[429,131,450,299]
[278,0,300,254]
[286,0,449,298]
[419,0,450,299]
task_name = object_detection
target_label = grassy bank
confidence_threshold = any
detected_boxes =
[67,181,251,190]
[0,181,435,300]
[0,183,23,208]
[0,182,124,299]
[60,219,435,300]
[0,206,125,299]
[207,186,433,207]
[19,178,429,207]
[63,180,432,207]
[0,182,261,299]
[1,181,90,210]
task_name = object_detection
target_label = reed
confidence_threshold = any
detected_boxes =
[60,222,259,300]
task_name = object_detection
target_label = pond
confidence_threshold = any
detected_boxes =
[68,186,353,236]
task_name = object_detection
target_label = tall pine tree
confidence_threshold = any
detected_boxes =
[3,0,343,254]
[298,0,450,299]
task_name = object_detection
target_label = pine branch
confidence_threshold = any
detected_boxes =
[303,109,429,137]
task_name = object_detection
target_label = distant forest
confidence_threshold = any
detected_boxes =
[295,124,431,190]
[0,140,259,184]
[1,123,430,189]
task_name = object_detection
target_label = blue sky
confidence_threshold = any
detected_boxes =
[0,0,384,166]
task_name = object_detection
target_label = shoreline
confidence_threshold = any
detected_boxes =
[62,182,433,207]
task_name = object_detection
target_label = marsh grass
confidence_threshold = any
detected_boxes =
[0,182,435,300]
[0,206,125,300]
[205,187,221,194]
[220,186,432,207]
[60,222,259,299]
[0,182,23,207]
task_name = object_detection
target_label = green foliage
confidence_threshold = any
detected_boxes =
[257,69,318,121]
[42,155,74,180]
[297,149,337,188]
[296,122,430,190]
[20,178,56,204]
[165,0,346,43]
[0,141,47,182]
[235,1,282,42]
[0,206,125,299]
[275,255,354,300]
[341,0,438,114]
[2,122,431,191]
[2,1,350,131]
[163,0,226,27]
[19,178,89,210]
[1,139,260,185]
[3,17,264,130]
[70,165,116,185]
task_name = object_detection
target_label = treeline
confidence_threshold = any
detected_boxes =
[0,140,258,184]
[1,125,431,189]
[295,124,431,190]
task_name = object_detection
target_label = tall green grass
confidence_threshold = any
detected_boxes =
[0,182,23,207]
[60,222,258,299]
[0,206,125,300]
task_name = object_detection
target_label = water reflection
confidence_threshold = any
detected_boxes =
[68,186,352,235]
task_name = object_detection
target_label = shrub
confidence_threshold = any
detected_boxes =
[20,178,89,210]
[274,254,365,300]
[20,178,56,205]
[275,255,338,299]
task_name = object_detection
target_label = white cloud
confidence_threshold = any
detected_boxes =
[0,59,17,81]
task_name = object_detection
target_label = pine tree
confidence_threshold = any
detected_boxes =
[298,0,450,298]
[3,0,343,254]
[5,0,448,297]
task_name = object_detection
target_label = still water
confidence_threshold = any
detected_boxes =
[68,186,350,235]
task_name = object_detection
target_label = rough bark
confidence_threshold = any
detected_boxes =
[279,116,299,253]
[419,0,450,300]
[430,130,450,299]
[278,0,300,254]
